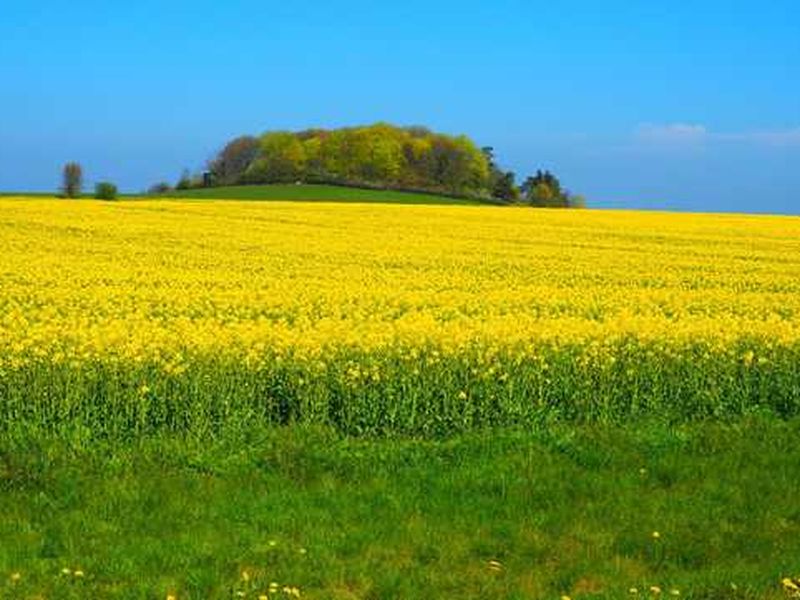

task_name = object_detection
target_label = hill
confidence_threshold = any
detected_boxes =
[164,184,486,205]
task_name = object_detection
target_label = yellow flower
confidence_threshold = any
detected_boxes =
[487,559,503,572]
[650,586,662,595]
[10,572,21,582]
[651,531,661,540]
[74,570,85,577]
[783,578,800,591]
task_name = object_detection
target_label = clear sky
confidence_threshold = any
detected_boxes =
[1,0,798,213]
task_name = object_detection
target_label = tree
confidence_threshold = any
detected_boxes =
[528,182,559,207]
[175,169,193,190]
[246,132,306,183]
[492,171,520,202]
[521,170,562,198]
[62,163,83,198]
[429,134,489,194]
[203,124,495,197]
[207,136,259,185]
[95,182,118,200]
[522,170,580,207]
[484,146,520,202]
[349,124,405,184]
[147,182,172,195]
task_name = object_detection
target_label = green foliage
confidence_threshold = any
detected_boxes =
[208,123,492,197]
[246,132,307,183]
[521,170,584,208]
[201,125,588,206]
[491,170,519,202]
[175,169,193,190]
[175,169,206,190]
[94,181,117,201]
[61,162,82,198]
[1,420,798,598]
[207,136,259,185]
[147,181,172,195]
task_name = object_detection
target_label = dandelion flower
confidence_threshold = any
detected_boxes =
[10,572,21,582]
[487,559,503,572]
[650,586,662,595]
[783,578,800,591]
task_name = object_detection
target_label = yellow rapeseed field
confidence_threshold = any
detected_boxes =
[3,198,800,359]
[2,197,800,434]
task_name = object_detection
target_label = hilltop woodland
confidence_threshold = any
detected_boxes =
[169,123,585,207]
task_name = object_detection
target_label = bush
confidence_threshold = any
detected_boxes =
[147,182,172,195]
[95,182,118,201]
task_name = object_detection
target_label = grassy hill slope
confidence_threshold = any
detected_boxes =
[165,184,485,205]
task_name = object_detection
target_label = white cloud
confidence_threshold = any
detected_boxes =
[720,128,800,146]
[636,123,708,144]
[636,123,800,147]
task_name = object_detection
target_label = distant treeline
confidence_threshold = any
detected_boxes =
[160,123,585,207]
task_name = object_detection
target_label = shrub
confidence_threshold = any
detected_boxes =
[95,182,118,201]
[147,182,172,195]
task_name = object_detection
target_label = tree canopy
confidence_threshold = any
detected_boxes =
[195,123,585,207]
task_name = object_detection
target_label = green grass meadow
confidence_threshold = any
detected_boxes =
[2,419,799,599]
[161,184,484,205]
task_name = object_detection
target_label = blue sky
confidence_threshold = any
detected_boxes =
[1,0,798,212]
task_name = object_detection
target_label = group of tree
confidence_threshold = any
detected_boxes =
[60,163,118,200]
[174,123,586,207]
[202,124,489,197]
[482,148,585,207]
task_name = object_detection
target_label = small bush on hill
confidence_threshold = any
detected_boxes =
[95,182,118,200]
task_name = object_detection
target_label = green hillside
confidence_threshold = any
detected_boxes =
[165,184,485,205]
